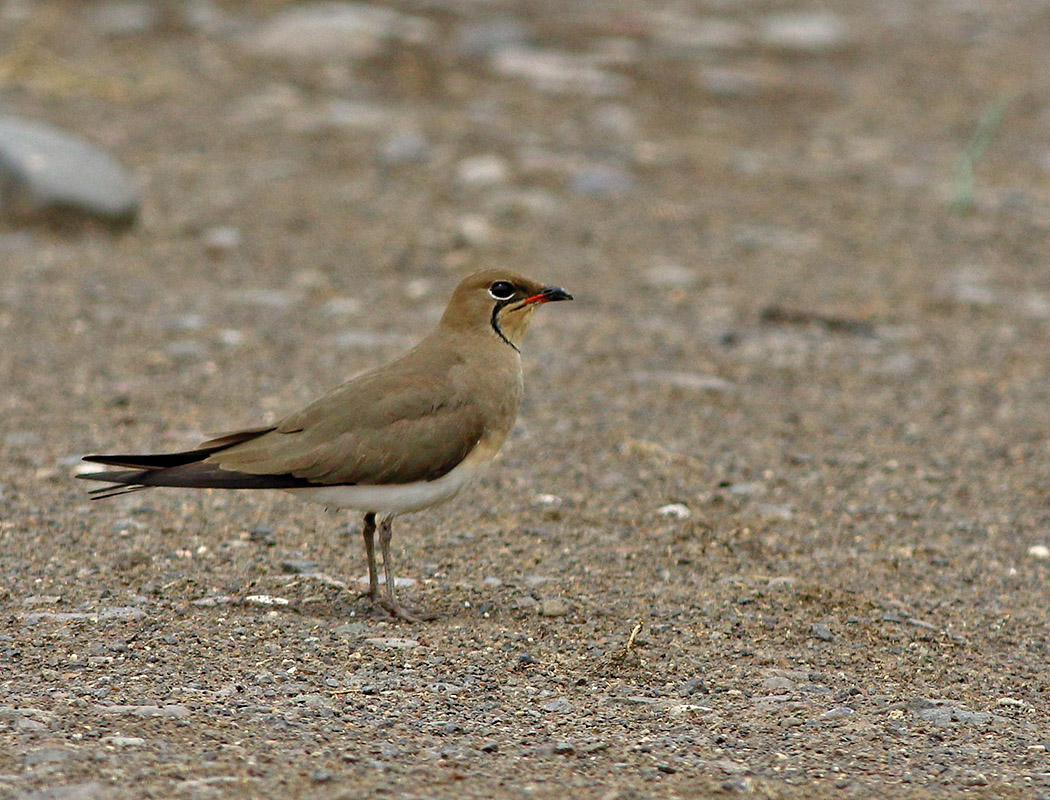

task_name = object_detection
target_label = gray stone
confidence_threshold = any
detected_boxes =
[100,704,190,719]
[20,606,146,624]
[539,597,569,617]
[5,431,42,447]
[21,595,61,606]
[589,103,636,140]
[164,339,207,359]
[89,1,160,36]
[571,164,635,197]
[765,576,798,592]
[755,503,794,521]
[454,18,532,58]
[727,482,765,496]
[762,675,795,692]
[281,559,320,574]
[699,67,766,100]
[24,748,75,766]
[541,697,571,713]
[366,637,419,649]
[678,677,709,696]
[821,706,856,719]
[0,116,139,227]
[811,623,834,641]
[17,782,106,800]
[916,705,1005,726]
[378,131,430,166]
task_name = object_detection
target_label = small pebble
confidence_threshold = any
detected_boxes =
[539,597,569,617]
[1028,545,1050,560]
[203,226,242,256]
[571,164,635,197]
[759,12,849,53]
[541,697,571,713]
[365,637,419,649]
[281,559,320,574]
[379,131,430,166]
[762,675,795,692]
[657,503,691,520]
[678,677,709,696]
[456,154,509,187]
[811,623,834,641]
[244,595,290,607]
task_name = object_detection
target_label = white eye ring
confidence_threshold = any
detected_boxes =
[488,281,515,300]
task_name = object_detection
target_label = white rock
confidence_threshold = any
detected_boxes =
[1028,545,1050,560]
[456,154,509,186]
[203,225,242,255]
[759,12,849,53]
[357,575,416,588]
[669,703,714,717]
[657,503,691,520]
[240,3,432,62]
[244,594,289,606]
[102,735,146,747]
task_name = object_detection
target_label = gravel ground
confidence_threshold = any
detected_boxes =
[3,1,1050,798]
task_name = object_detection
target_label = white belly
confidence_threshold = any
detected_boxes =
[286,456,488,515]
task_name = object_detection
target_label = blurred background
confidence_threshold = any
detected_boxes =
[3,1,1050,797]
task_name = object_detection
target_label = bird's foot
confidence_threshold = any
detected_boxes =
[379,598,438,623]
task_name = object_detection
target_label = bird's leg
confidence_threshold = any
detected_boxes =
[358,512,379,600]
[377,515,436,622]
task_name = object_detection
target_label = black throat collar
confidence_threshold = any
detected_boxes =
[490,303,520,353]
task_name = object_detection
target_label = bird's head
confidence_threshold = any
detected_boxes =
[441,269,573,351]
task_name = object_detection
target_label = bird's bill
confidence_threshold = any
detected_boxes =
[522,286,574,305]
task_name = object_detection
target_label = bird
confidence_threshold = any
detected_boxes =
[80,270,573,621]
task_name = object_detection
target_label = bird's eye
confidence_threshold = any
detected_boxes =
[488,280,515,300]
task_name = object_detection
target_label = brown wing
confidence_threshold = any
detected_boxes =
[208,346,486,486]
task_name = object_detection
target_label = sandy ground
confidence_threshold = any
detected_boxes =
[3,1,1050,798]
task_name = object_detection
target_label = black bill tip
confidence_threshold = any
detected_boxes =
[542,286,573,302]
